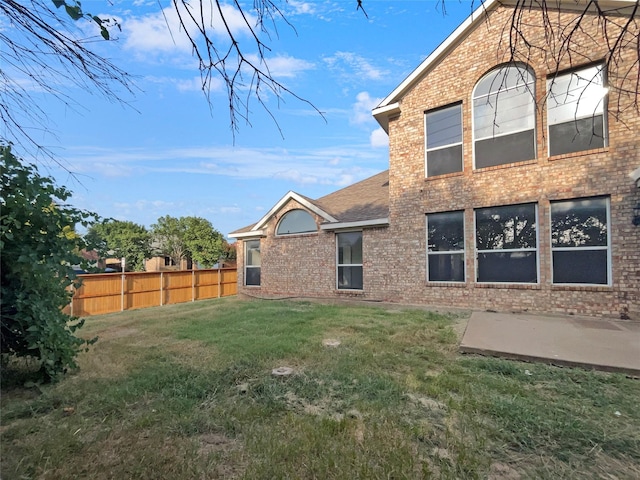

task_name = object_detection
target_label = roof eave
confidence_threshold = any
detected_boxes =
[320,217,389,231]
[228,230,265,239]
[251,191,338,232]
[373,0,497,130]
[372,0,638,131]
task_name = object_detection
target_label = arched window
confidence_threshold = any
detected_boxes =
[276,209,316,235]
[473,65,536,168]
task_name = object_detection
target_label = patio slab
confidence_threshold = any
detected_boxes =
[460,311,640,376]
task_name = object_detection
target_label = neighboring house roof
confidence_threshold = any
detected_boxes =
[372,0,638,132]
[229,170,389,238]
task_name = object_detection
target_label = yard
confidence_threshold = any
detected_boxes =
[1,297,639,479]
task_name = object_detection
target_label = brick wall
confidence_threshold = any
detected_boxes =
[236,5,639,319]
[236,200,393,300]
[385,5,639,318]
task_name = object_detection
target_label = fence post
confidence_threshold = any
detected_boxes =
[218,266,221,298]
[192,269,195,302]
[120,273,125,312]
[160,271,164,306]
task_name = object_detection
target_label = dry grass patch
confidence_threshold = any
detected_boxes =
[2,298,639,479]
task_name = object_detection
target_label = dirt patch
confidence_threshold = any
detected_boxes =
[489,462,522,479]
[99,327,139,341]
[405,393,447,411]
[197,433,239,455]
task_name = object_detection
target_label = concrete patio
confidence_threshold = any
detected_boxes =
[460,311,640,377]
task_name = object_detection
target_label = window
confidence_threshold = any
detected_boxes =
[427,211,465,282]
[475,203,538,283]
[244,239,261,286]
[551,197,610,285]
[337,232,363,290]
[164,256,175,266]
[547,64,606,156]
[473,65,536,168]
[425,103,463,177]
[276,209,316,235]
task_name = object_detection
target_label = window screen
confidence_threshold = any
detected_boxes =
[244,239,261,286]
[427,211,465,282]
[425,104,463,177]
[547,64,606,156]
[551,197,609,284]
[473,65,536,168]
[475,203,538,283]
[337,232,363,290]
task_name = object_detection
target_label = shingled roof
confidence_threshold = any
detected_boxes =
[229,170,389,237]
[315,170,389,224]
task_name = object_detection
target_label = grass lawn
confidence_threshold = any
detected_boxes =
[2,297,639,479]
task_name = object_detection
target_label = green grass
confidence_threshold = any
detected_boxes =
[2,297,639,479]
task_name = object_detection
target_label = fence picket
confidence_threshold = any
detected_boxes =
[67,268,237,316]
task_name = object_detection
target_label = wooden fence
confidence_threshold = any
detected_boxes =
[65,268,237,317]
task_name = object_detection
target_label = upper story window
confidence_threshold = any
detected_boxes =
[276,209,316,235]
[473,65,536,169]
[547,64,607,156]
[425,103,463,177]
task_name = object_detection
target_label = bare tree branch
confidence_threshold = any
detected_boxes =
[0,0,137,163]
[169,0,325,139]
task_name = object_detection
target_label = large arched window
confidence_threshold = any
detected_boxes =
[276,209,316,235]
[473,65,536,168]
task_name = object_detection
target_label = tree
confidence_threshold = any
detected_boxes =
[0,0,135,159]
[0,145,98,381]
[151,215,226,269]
[1,1,637,154]
[182,216,226,268]
[87,220,152,272]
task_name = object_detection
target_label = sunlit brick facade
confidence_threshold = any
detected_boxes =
[231,1,639,319]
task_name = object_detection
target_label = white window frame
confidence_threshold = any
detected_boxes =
[550,197,611,286]
[244,239,261,287]
[547,64,608,156]
[472,64,536,169]
[336,231,363,291]
[425,103,463,177]
[426,211,466,282]
[474,203,539,284]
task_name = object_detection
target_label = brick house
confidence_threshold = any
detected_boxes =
[230,0,640,319]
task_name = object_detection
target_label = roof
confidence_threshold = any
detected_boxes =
[372,0,638,132]
[315,170,389,224]
[229,170,389,237]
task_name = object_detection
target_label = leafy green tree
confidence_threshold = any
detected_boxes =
[152,215,226,269]
[182,216,226,268]
[0,145,98,381]
[87,220,151,272]
[150,215,187,268]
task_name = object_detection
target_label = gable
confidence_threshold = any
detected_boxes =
[229,171,390,237]
[373,0,638,132]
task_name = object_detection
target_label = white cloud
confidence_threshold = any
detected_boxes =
[124,3,254,55]
[245,54,315,79]
[370,127,389,148]
[351,91,382,125]
[323,52,388,82]
[144,75,223,94]
[288,1,316,15]
[61,144,387,188]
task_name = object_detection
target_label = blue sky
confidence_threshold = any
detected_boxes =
[10,0,475,238]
